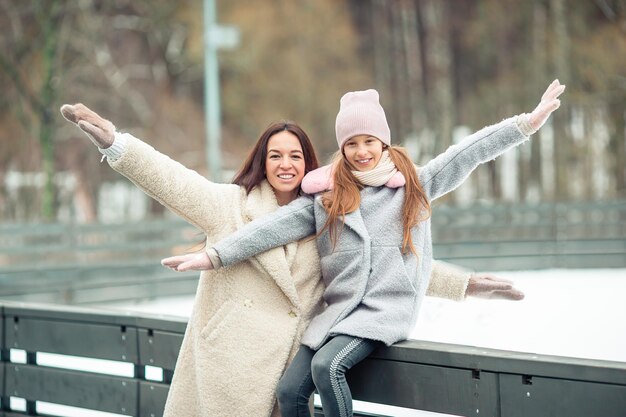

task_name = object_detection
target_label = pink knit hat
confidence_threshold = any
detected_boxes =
[335,89,391,149]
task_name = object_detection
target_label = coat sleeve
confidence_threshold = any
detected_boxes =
[108,133,241,233]
[213,196,316,267]
[419,116,529,201]
[426,260,470,301]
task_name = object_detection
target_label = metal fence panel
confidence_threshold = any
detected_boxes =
[139,381,170,417]
[348,358,499,416]
[375,340,626,386]
[4,316,138,363]
[5,364,138,415]
[499,373,626,417]
[138,329,183,370]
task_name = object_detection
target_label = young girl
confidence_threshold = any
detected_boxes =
[164,80,564,417]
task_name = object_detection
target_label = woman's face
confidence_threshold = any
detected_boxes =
[265,131,306,205]
[342,135,384,172]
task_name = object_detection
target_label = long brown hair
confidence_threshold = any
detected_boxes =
[320,145,431,254]
[232,121,319,193]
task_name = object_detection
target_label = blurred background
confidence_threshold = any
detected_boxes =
[0,0,625,306]
[1,0,624,223]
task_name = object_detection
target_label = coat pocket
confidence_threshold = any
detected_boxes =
[200,300,236,343]
[392,247,418,294]
[368,247,418,296]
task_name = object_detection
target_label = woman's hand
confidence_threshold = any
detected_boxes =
[466,273,525,300]
[60,103,116,148]
[162,252,214,272]
[528,79,566,131]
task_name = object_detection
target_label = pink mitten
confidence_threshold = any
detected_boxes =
[528,79,566,132]
[162,252,214,272]
[466,274,525,301]
[301,164,334,194]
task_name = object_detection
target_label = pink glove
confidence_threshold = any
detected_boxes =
[466,273,525,300]
[60,103,116,148]
[161,252,214,272]
[528,79,566,132]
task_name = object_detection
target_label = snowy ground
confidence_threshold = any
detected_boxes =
[107,268,626,362]
[93,268,626,417]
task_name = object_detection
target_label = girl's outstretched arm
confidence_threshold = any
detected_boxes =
[209,196,317,268]
[162,253,522,301]
[419,80,565,201]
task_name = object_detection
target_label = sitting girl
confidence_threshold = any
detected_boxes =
[164,80,564,417]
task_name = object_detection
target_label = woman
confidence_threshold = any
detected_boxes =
[162,81,564,416]
[61,103,522,417]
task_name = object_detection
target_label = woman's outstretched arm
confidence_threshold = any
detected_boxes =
[60,104,241,234]
[428,260,524,301]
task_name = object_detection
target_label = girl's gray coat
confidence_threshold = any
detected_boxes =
[214,116,529,349]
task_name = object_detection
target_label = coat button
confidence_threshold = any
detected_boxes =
[288,310,297,318]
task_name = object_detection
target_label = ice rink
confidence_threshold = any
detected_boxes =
[97,268,625,417]
[108,268,626,362]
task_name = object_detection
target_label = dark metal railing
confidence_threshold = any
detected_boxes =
[2,302,185,416]
[1,200,626,305]
[0,219,201,304]
[430,199,626,270]
[1,302,625,417]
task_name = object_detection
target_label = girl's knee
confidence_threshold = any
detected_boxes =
[310,353,333,384]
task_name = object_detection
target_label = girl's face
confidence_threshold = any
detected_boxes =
[342,135,384,172]
[265,131,306,205]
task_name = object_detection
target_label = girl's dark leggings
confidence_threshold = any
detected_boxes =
[276,335,382,417]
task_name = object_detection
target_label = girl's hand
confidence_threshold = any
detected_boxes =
[161,252,214,272]
[466,273,525,300]
[60,103,116,148]
[528,79,566,131]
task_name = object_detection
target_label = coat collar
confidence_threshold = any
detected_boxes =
[243,180,301,308]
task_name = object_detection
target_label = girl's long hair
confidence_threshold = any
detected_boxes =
[320,146,431,254]
[232,121,319,193]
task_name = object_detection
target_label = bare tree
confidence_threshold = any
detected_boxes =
[400,0,428,144]
[421,0,454,156]
[0,1,66,220]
